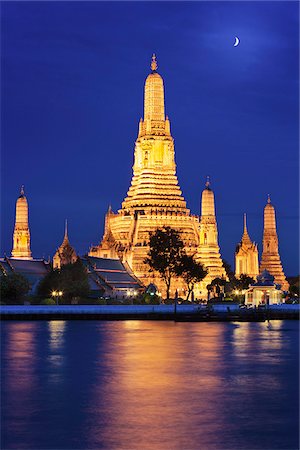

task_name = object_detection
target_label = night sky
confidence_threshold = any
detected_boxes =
[2,1,299,275]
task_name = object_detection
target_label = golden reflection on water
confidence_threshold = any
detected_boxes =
[2,321,298,450]
[5,322,36,392]
[87,322,229,450]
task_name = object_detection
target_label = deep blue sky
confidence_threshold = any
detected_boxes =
[2,1,299,275]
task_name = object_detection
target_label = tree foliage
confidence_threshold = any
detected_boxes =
[222,259,235,283]
[175,254,207,300]
[144,227,185,299]
[37,258,90,301]
[0,273,30,302]
[235,274,255,290]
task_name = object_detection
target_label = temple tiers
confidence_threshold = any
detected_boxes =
[259,195,289,291]
[89,55,201,296]
[196,178,227,290]
[53,220,77,269]
[235,214,259,279]
[11,186,33,259]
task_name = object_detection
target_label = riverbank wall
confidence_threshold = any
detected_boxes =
[0,304,299,321]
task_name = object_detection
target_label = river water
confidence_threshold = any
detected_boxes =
[1,320,299,450]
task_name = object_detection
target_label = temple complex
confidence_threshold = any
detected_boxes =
[196,178,227,291]
[259,195,289,291]
[11,186,32,260]
[89,55,204,295]
[235,214,259,280]
[53,220,77,269]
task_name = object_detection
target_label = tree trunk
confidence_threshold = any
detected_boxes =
[166,279,171,299]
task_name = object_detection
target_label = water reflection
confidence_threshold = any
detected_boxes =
[1,321,299,450]
[47,320,66,383]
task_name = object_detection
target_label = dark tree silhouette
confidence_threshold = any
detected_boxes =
[1,273,30,302]
[144,227,185,299]
[38,258,90,301]
[175,254,207,300]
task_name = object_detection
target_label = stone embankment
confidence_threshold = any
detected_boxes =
[0,304,299,321]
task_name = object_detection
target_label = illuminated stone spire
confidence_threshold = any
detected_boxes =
[196,178,226,283]
[63,219,69,244]
[122,54,187,212]
[11,186,32,259]
[259,195,289,291]
[90,55,200,296]
[53,220,77,269]
[235,213,259,279]
[241,213,252,245]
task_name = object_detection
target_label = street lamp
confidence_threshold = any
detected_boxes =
[52,290,63,306]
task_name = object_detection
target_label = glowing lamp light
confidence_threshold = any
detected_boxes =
[52,291,57,296]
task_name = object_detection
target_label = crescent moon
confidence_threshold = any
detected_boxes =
[234,36,240,47]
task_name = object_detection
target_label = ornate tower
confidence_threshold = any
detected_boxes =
[11,186,32,259]
[53,220,77,269]
[259,195,289,291]
[122,54,187,212]
[235,214,259,279]
[196,178,226,287]
[89,55,200,295]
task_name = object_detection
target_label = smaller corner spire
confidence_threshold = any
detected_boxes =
[20,185,25,196]
[205,176,210,188]
[151,53,158,72]
[267,194,271,204]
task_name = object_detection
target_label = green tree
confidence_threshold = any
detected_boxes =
[144,227,185,300]
[37,258,90,301]
[0,273,30,302]
[175,255,207,300]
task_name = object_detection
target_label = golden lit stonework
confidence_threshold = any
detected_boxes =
[196,178,227,290]
[89,55,230,298]
[235,214,259,279]
[89,56,226,297]
[11,186,33,260]
[259,195,289,291]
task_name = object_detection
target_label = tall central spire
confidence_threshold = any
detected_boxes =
[143,54,166,134]
[122,55,187,212]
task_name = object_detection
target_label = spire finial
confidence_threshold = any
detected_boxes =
[244,213,247,232]
[64,219,68,240]
[205,176,210,188]
[267,194,271,204]
[151,53,158,72]
[20,185,24,196]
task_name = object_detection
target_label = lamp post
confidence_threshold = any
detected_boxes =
[52,290,63,306]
